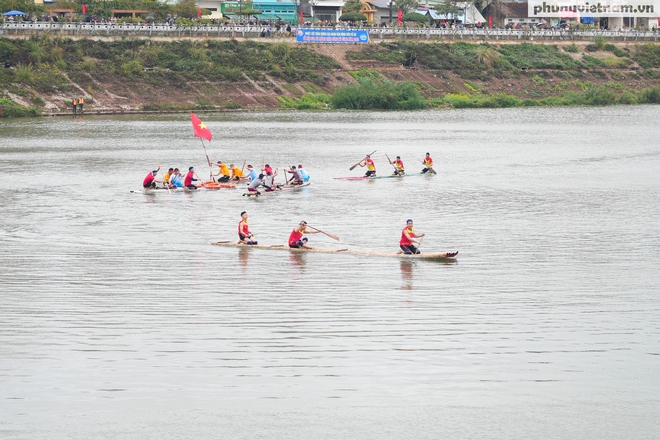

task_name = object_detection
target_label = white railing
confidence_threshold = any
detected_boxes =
[1,22,658,41]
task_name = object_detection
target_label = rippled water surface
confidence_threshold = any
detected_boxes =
[1,107,659,439]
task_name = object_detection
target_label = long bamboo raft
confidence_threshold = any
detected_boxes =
[333,173,432,181]
[243,181,311,197]
[212,241,458,261]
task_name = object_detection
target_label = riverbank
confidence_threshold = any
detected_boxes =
[2,35,660,116]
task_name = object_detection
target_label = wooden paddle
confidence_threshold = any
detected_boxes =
[349,150,377,171]
[423,159,437,175]
[416,236,424,252]
[306,225,339,241]
[156,160,171,194]
[385,153,399,174]
[194,171,206,187]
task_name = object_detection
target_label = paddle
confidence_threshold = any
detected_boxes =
[239,160,246,179]
[423,159,437,175]
[349,150,377,171]
[194,171,206,188]
[156,160,171,194]
[385,153,399,174]
[306,225,339,241]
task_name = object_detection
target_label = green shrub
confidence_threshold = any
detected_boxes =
[349,69,387,83]
[301,83,322,93]
[402,12,429,22]
[532,75,546,85]
[464,81,478,92]
[583,85,616,105]
[633,43,660,68]
[582,55,605,68]
[617,92,637,105]
[278,93,332,110]
[331,80,426,110]
[603,56,631,68]
[638,85,660,103]
[0,100,40,117]
[0,40,18,62]
[604,44,628,57]
[565,44,579,53]
[121,59,143,76]
[224,99,241,109]
[642,69,660,79]
[338,12,367,22]
[15,63,34,83]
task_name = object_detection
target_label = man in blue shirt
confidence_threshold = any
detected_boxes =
[246,164,258,182]
[298,165,310,182]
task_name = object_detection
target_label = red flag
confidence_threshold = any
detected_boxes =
[197,8,201,19]
[82,4,87,14]
[299,10,305,25]
[190,112,212,142]
[397,10,402,24]
[488,15,493,28]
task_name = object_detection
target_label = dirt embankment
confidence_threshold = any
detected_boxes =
[3,37,659,115]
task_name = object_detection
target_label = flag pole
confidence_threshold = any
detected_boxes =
[199,138,214,182]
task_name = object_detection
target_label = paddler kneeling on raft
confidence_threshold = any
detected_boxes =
[143,168,161,189]
[288,221,320,249]
[238,211,257,245]
[399,219,425,254]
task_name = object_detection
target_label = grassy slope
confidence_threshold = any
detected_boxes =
[2,36,660,115]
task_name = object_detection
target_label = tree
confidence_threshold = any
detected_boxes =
[402,12,428,23]
[0,0,46,14]
[434,0,462,20]
[342,0,363,14]
[339,12,367,22]
[173,0,198,18]
[393,0,419,15]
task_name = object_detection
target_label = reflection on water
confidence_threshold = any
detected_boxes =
[238,247,250,274]
[1,107,659,439]
[287,251,306,271]
[400,260,414,290]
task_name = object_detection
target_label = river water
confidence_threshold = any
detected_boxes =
[1,107,659,439]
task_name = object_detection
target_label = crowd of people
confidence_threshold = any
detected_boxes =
[231,152,437,254]
[142,161,310,191]
[142,153,439,254]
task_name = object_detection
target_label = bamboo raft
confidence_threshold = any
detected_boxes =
[211,241,458,261]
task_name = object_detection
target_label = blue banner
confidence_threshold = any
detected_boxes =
[296,29,369,44]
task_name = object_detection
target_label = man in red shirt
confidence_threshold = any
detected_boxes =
[421,152,435,174]
[400,219,425,254]
[392,156,405,176]
[238,211,257,245]
[143,169,160,189]
[184,167,198,189]
[359,154,376,177]
[288,221,319,249]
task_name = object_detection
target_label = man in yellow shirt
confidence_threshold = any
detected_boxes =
[230,164,245,181]
[163,167,174,183]
[214,161,231,182]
